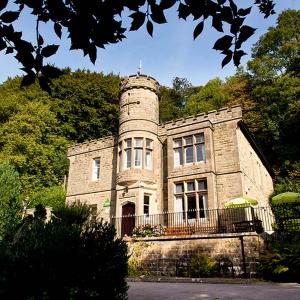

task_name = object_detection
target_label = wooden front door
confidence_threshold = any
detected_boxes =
[121,203,135,236]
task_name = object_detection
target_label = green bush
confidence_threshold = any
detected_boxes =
[29,186,66,210]
[259,234,300,282]
[0,202,128,299]
[186,253,218,278]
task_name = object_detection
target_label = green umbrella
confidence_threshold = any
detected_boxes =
[271,192,300,205]
[224,197,258,208]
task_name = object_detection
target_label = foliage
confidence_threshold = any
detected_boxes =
[186,253,218,278]
[183,78,230,116]
[0,161,22,239]
[0,70,120,201]
[248,9,300,80]
[127,242,150,277]
[259,234,300,282]
[273,178,300,195]
[271,203,300,232]
[0,1,275,89]
[0,202,128,299]
[50,70,120,142]
[159,77,197,122]
[0,101,69,195]
[29,186,66,210]
[132,224,166,237]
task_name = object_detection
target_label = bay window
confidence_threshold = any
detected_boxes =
[124,139,132,169]
[134,138,143,167]
[145,139,153,169]
[120,137,153,170]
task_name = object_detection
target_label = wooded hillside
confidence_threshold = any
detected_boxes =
[0,10,299,207]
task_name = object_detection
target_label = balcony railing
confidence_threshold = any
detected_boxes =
[111,206,276,237]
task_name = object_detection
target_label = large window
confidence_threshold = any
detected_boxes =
[92,158,100,181]
[120,137,153,170]
[174,179,208,219]
[174,133,205,167]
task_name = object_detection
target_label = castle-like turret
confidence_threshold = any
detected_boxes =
[116,74,162,219]
[119,74,159,136]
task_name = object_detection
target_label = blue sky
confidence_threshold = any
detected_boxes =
[0,1,299,87]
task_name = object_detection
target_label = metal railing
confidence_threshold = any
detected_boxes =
[111,206,276,237]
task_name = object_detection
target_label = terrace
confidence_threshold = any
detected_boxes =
[112,206,276,238]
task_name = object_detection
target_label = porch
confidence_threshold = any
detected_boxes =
[111,206,274,237]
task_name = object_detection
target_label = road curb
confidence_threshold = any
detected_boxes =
[127,276,268,285]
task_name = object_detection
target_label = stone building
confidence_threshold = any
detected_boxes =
[66,74,273,234]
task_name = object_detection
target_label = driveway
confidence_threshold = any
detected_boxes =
[128,281,300,300]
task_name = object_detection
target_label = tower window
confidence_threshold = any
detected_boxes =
[145,139,153,169]
[124,139,132,169]
[134,138,143,167]
[120,137,153,171]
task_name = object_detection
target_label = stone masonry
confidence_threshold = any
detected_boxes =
[127,233,265,277]
[66,74,274,228]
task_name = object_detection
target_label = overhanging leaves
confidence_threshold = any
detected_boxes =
[213,35,233,51]
[0,11,19,23]
[193,21,204,40]
[41,45,59,58]
[129,11,146,31]
[0,0,277,79]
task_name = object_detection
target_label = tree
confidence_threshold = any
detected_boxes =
[50,70,120,142]
[159,77,196,122]
[248,9,300,81]
[0,161,22,238]
[0,202,128,299]
[246,10,300,181]
[0,101,69,195]
[0,0,276,89]
[183,77,230,116]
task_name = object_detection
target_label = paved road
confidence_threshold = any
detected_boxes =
[128,281,300,300]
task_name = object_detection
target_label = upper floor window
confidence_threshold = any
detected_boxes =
[174,133,205,167]
[124,139,132,169]
[121,137,153,170]
[134,138,143,167]
[145,139,153,169]
[92,158,100,181]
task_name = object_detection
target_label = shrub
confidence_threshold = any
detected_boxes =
[259,234,300,282]
[186,253,218,278]
[0,202,128,299]
[127,242,150,277]
[132,224,166,237]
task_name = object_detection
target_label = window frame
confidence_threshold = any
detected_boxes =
[120,137,154,171]
[143,194,150,216]
[174,179,208,220]
[173,133,205,167]
[92,158,101,181]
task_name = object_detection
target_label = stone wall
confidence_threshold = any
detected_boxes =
[66,136,118,216]
[127,234,265,278]
[236,128,273,206]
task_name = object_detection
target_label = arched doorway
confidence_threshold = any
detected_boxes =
[121,203,135,236]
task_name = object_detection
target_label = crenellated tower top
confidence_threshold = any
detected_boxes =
[120,74,159,94]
